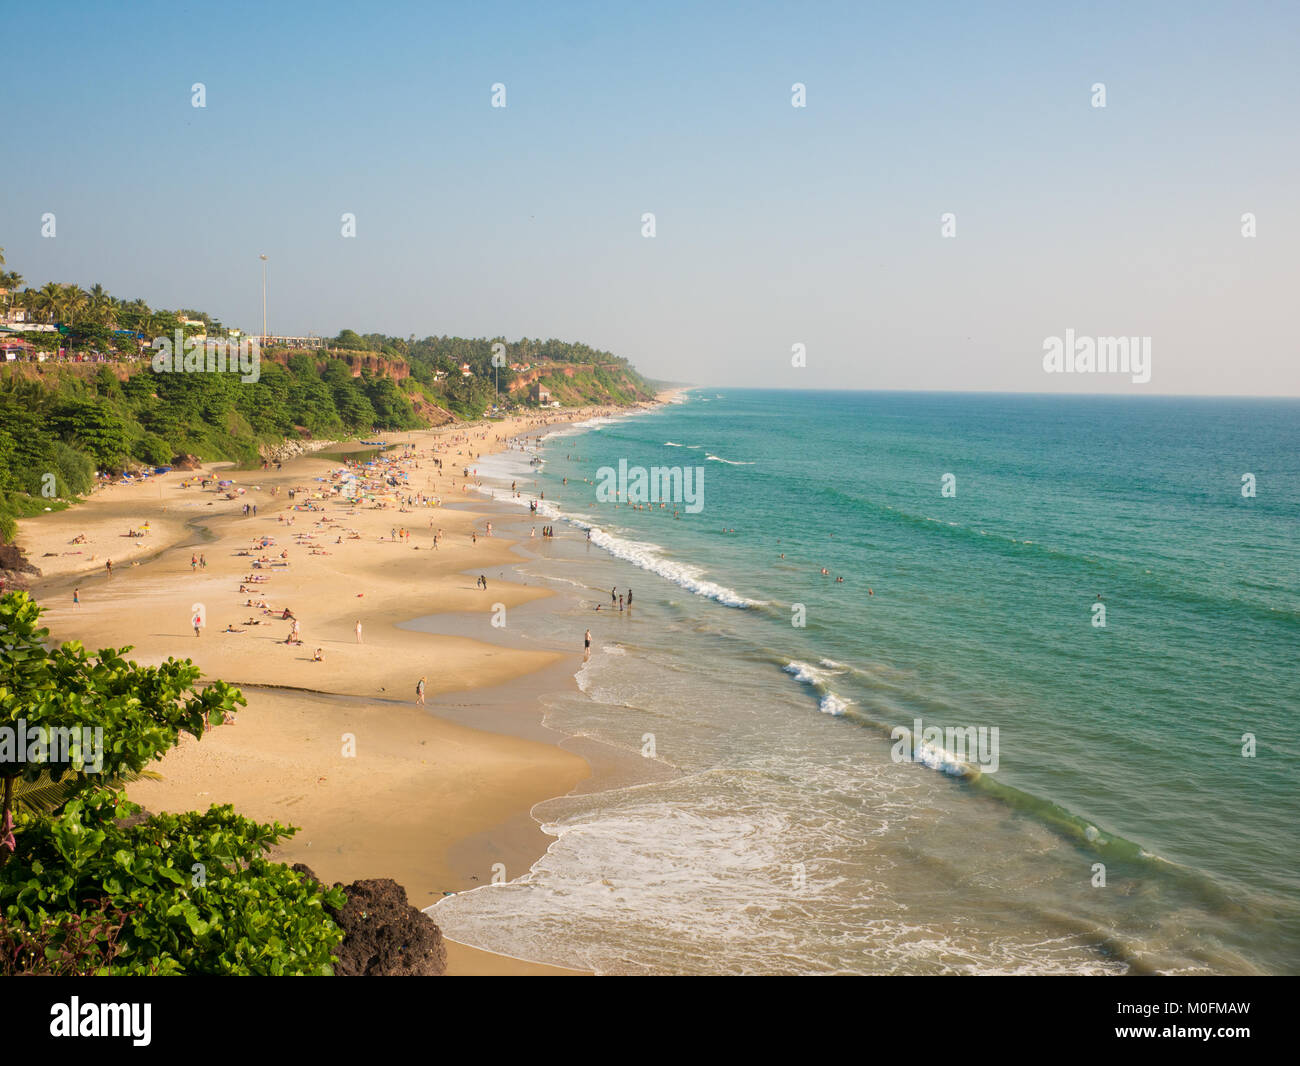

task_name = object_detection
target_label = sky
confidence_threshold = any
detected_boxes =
[3,0,1298,396]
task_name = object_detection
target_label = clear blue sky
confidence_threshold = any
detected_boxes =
[3,0,1297,395]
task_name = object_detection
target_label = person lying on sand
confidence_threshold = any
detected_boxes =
[223,624,245,633]
[312,648,324,661]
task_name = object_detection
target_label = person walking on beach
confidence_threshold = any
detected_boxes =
[105,559,113,578]
[355,619,363,643]
[193,610,203,637]
[200,554,206,569]
[73,588,79,606]
[416,676,426,705]
[584,629,592,662]
[191,554,198,571]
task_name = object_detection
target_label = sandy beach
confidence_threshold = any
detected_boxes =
[18,397,676,975]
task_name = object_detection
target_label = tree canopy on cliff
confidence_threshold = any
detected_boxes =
[0,352,426,538]
[0,253,651,541]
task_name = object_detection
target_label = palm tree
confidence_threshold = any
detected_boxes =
[61,284,88,324]
[119,298,150,339]
[87,283,114,326]
[0,271,22,321]
[36,281,63,324]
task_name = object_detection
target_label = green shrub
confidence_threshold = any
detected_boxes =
[50,441,96,495]
[0,592,344,975]
[1,792,345,975]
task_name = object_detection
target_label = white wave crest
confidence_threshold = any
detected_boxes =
[583,524,762,608]
[783,661,851,716]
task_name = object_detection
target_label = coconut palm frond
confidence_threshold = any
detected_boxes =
[12,768,161,815]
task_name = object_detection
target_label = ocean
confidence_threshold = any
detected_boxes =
[429,389,1300,975]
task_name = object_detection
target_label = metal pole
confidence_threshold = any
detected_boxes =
[259,254,268,345]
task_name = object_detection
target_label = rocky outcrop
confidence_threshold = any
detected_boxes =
[0,542,40,590]
[258,437,337,465]
[410,395,457,426]
[262,349,410,382]
[171,453,202,471]
[293,865,447,976]
[506,362,629,392]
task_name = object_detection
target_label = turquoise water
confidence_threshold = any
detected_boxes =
[432,390,1300,974]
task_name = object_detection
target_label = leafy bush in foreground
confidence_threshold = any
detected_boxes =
[1,792,345,975]
[0,591,344,974]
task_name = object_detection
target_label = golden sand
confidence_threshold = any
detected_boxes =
[19,399,675,974]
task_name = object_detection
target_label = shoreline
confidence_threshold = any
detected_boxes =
[19,390,686,975]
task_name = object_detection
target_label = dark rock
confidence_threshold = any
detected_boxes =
[294,865,447,976]
[292,862,321,884]
[0,542,39,576]
[171,453,202,471]
[0,542,40,590]
[116,809,155,830]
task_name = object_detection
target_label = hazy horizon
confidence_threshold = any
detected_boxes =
[3,1,1297,397]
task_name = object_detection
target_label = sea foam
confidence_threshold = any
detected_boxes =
[782,661,851,716]
[474,469,762,608]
